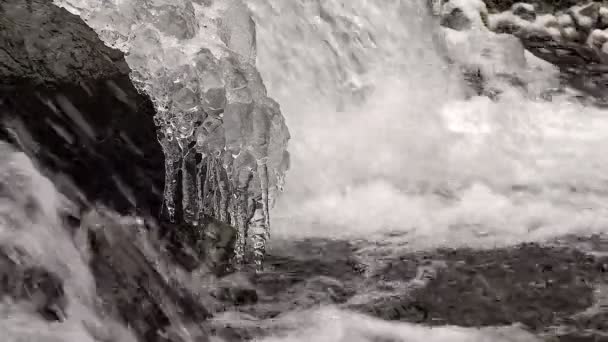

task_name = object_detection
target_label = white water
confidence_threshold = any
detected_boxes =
[2,0,607,341]
[247,0,608,248]
[0,144,137,342]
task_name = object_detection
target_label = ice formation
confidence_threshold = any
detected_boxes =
[52,0,290,270]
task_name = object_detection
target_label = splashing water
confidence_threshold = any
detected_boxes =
[4,0,608,341]
[246,0,608,247]
[0,143,137,342]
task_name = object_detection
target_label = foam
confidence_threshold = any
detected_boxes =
[254,307,539,342]
[246,0,608,249]
[0,143,136,342]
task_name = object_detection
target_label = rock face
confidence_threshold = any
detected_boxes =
[82,210,212,342]
[0,2,238,341]
[0,0,165,217]
[0,246,67,323]
[434,0,608,104]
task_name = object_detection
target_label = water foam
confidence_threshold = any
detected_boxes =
[248,0,608,247]
[231,306,540,342]
[0,143,136,342]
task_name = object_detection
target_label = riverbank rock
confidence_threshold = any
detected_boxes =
[433,0,608,104]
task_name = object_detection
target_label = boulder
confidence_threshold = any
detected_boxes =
[0,0,165,217]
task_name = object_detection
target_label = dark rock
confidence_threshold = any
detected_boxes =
[196,236,608,341]
[0,246,68,322]
[441,8,472,31]
[160,217,237,276]
[579,2,601,18]
[355,244,601,331]
[484,0,590,13]
[512,3,537,21]
[212,273,258,306]
[0,0,165,217]
[515,35,608,104]
[493,19,525,35]
[86,214,212,342]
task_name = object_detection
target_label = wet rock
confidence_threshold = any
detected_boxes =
[493,19,525,34]
[0,246,67,322]
[84,212,212,342]
[0,0,165,217]
[212,273,258,306]
[356,243,601,331]
[160,216,236,276]
[484,1,586,13]
[570,2,601,31]
[441,8,473,31]
[188,236,608,341]
[520,37,608,104]
[512,2,537,21]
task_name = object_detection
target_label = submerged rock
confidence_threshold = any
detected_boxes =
[0,246,67,322]
[435,0,608,104]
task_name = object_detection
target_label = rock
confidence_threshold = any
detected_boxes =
[0,0,165,217]
[441,7,473,31]
[212,273,258,306]
[83,210,212,342]
[0,2,223,341]
[353,244,602,330]
[484,0,587,13]
[569,3,600,32]
[160,216,237,275]
[579,2,601,21]
[478,0,608,105]
[493,19,525,34]
[512,2,537,21]
[587,28,608,50]
[0,246,68,322]
[599,6,608,29]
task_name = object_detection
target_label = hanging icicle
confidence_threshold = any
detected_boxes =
[55,0,291,271]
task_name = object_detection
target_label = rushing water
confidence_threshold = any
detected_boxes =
[2,0,608,341]
[248,0,608,247]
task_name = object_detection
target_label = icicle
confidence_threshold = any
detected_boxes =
[231,166,253,268]
[258,160,270,238]
[195,153,206,223]
[181,148,198,225]
[159,129,181,223]
[215,160,229,223]
[248,199,267,273]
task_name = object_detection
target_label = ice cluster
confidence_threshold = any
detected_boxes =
[52,0,290,269]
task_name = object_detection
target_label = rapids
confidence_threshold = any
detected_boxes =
[1,0,607,341]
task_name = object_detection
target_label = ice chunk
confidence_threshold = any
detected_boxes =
[217,0,257,64]
[53,0,290,269]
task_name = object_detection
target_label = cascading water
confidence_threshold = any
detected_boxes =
[247,0,608,248]
[3,0,608,341]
